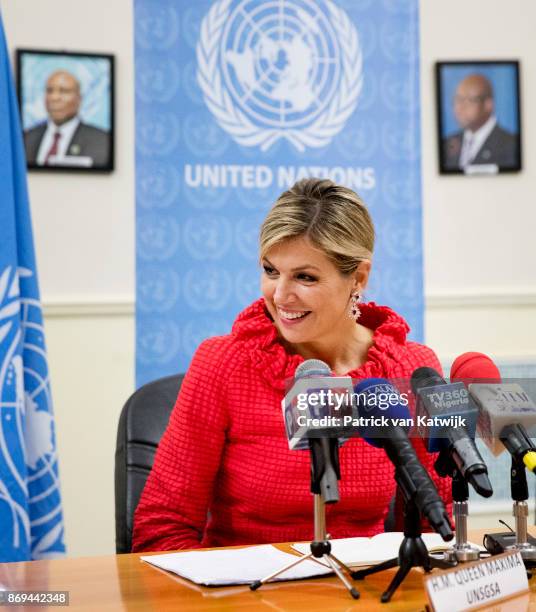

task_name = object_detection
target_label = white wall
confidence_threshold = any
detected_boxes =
[0,0,535,556]
[0,0,135,557]
[43,306,134,557]
[0,0,135,300]
[420,0,536,360]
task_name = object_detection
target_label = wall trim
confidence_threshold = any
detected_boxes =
[40,290,536,318]
[42,298,135,318]
[426,290,536,309]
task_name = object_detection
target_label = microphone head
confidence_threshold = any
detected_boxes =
[283,361,355,449]
[295,359,331,379]
[450,352,501,384]
[410,367,445,394]
[459,354,535,458]
[354,378,411,419]
[411,365,480,452]
[354,378,411,449]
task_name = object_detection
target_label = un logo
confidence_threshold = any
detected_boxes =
[197,0,363,152]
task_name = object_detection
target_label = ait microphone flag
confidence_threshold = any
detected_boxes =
[0,14,65,560]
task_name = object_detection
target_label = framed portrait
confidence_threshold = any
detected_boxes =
[16,49,115,172]
[435,60,522,175]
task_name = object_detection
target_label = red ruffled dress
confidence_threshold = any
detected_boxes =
[132,299,452,552]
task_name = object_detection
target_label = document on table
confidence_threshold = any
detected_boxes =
[292,532,485,568]
[141,544,332,586]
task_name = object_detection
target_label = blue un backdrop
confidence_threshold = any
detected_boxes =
[135,0,423,386]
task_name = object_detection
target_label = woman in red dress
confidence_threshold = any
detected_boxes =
[132,178,451,552]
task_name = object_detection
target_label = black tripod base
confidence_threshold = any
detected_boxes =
[352,536,454,603]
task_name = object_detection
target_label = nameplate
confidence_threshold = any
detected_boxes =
[423,551,528,612]
[48,155,93,168]
[464,163,499,175]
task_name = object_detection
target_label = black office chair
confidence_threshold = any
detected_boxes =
[114,373,184,553]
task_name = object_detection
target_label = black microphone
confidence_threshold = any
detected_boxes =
[411,367,493,498]
[354,378,453,541]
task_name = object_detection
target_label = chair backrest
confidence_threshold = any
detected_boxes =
[114,373,184,553]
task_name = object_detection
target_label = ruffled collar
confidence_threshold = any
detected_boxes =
[231,298,410,390]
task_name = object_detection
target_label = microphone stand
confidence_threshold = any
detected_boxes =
[444,470,481,562]
[508,455,536,566]
[434,451,481,563]
[250,437,360,599]
[352,466,453,603]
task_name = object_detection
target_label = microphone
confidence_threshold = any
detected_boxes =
[281,360,355,450]
[354,378,453,541]
[411,367,493,497]
[453,353,536,563]
[284,359,354,503]
[451,352,536,473]
[450,352,501,384]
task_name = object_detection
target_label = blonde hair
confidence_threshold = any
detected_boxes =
[259,178,374,275]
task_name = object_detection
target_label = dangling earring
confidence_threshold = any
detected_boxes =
[348,292,362,322]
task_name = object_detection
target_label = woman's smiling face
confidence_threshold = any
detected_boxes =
[261,236,365,347]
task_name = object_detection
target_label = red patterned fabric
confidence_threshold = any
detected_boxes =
[132,299,452,552]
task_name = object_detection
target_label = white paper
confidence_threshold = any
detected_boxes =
[292,532,484,567]
[141,544,332,586]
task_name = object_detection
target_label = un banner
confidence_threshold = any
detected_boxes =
[197,0,363,152]
[135,0,423,386]
[0,17,65,560]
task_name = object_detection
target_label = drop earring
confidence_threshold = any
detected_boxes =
[348,292,362,322]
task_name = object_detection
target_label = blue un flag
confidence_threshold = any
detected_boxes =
[0,14,65,560]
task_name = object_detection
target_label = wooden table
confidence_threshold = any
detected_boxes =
[1,532,535,611]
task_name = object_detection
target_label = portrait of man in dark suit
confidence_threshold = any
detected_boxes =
[23,70,111,169]
[440,71,521,173]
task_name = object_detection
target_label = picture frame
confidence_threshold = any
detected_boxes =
[16,49,115,173]
[435,60,521,175]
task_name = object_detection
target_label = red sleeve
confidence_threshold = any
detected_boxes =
[393,343,453,531]
[131,337,230,552]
